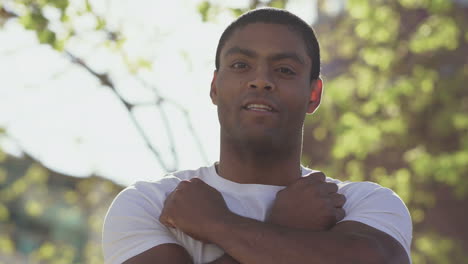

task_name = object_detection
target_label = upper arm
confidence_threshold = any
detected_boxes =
[331,220,410,264]
[103,181,186,264]
[336,182,413,263]
[123,243,193,264]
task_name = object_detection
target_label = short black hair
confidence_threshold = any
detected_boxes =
[215,8,321,81]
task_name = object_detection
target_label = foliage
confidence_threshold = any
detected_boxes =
[0,0,208,173]
[301,0,468,263]
[0,149,122,263]
[1,0,467,263]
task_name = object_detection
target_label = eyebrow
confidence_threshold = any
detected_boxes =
[224,46,257,58]
[270,52,305,65]
[224,46,306,65]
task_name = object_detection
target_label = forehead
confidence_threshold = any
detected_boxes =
[221,23,310,65]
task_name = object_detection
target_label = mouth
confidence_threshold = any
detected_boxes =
[244,103,274,112]
[242,98,278,113]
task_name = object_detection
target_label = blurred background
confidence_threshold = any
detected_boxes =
[0,0,467,263]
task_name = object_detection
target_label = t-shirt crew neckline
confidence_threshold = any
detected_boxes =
[202,162,311,195]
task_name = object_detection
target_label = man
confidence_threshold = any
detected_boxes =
[102,8,412,264]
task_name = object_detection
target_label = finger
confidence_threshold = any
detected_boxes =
[163,191,175,206]
[296,171,326,185]
[335,208,346,222]
[323,182,339,194]
[330,193,346,207]
[189,177,203,183]
[176,180,190,189]
[307,171,326,182]
[159,214,174,228]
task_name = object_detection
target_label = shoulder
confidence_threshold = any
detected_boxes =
[111,176,179,211]
[302,166,398,199]
[301,167,406,212]
[335,180,410,219]
[102,166,208,264]
[337,181,394,200]
[325,179,411,226]
[337,181,413,261]
[301,167,412,260]
[112,167,207,205]
[104,167,207,220]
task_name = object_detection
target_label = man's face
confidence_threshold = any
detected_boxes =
[211,23,322,149]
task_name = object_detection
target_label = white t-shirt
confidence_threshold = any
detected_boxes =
[102,164,412,264]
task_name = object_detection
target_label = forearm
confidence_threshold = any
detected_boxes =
[209,213,386,264]
[205,254,239,264]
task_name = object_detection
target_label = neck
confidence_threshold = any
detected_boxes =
[216,136,303,186]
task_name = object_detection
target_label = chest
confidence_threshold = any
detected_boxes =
[170,191,277,264]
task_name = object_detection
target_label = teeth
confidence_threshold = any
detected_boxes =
[246,104,272,111]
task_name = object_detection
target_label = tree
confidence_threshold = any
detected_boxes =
[303,0,468,263]
[1,0,467,263]
[0,0,209,173]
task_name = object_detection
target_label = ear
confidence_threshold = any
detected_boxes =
[307,78,323,114]
[210,70,218,105]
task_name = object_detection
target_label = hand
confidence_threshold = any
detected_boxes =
[267,172,346,231]
[160,178,231,242]
[205,254,240,264]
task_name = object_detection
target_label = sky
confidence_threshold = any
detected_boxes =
[0,0,318,186]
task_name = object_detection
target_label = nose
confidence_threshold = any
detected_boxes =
[247,70,275,91]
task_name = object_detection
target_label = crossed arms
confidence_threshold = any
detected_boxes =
[123,173,410,264]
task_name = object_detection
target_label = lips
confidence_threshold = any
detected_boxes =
[245,104,273,112]
[242,99,278,112]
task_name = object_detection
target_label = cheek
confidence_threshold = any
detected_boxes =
[281,82,310,102]
[215,75,244,104]
[214,78,235,113]
[281,88,312,116]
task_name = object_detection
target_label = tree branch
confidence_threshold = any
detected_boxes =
[1,4,210,172]
[64,51,178,171]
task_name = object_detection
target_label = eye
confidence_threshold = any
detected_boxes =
[231,62,248,69]
[277,67,296,75]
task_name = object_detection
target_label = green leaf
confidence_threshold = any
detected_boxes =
[269,0,287,9]
[410,16,460,53]
[137,58,152,70]
[60,13,69,22]
[37,29,56,45]
[197,1,211,22]
[20,10,48,31]
[452,114,468,130]
[347,0,371,19]
[230,8,245,18]
[428,0,453,13]
[48,0,69,12]
[95,17,106,30]
[361,47,395,70]
[85,0,92,12]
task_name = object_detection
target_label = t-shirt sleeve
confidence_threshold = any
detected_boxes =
[102,179,181,264]
[338,181,413,262]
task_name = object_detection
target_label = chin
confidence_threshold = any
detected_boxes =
[242,133,284,152]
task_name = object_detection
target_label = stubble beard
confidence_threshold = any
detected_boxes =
[218,103,305,163]
[223,125,302,164]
